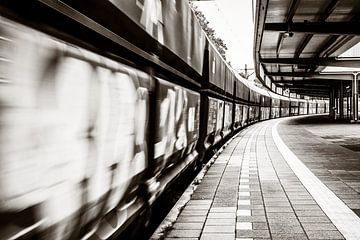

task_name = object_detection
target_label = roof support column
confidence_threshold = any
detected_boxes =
[339,81,344,119]
[351,72,359,122]
[347,93,351,119]
[330,86,336,119]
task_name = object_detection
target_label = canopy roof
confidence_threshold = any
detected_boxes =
[254,0,360,98]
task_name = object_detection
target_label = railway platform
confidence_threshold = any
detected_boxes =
[157,115,360,240]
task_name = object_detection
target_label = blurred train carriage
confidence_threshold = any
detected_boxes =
[280,96,291,117]
[290,99,300,116]
[259,91,271,121]
[222,101,233,138]
[316,99,327,114]
[152,78,200,201]
[0,0,329,239]
[299,99,308,115]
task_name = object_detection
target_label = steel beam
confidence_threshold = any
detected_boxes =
[281,83,331,88]
[294,0,339,58]
[267,71,353,80]
[276,0,300,57]
[272,79,337,84]
[286,86,330,90]
[265,22,360,36]
[261,57,360,68]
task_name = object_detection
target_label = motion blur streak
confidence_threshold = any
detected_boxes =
[0,18,150,239]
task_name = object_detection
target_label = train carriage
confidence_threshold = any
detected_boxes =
[299,99,308,115]
[233,103,244,130]
[269,92,281,119]
[222,101,233,138]
[280,95,291,117]
[290,99,300,116]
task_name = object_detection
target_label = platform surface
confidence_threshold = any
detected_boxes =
[162,115,360,240]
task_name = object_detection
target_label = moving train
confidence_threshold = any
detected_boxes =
[0,1,328,239]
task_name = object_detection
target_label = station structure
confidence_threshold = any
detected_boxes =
[254,0,360,122]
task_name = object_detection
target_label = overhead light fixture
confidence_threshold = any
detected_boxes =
[283,31,293,38]
[283,23,293,38]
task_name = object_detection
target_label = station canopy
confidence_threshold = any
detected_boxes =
[254,0,360,98]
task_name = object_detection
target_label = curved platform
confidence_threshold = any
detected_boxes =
[160,115,360,240]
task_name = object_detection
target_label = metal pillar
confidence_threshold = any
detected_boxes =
[329,88,333,118]
[330,86,336,119]
[339,82,344,119]
[348,94,351,119]
[352,72,359,122]
[346,94,349,119]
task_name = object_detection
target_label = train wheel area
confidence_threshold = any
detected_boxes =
[155,115,360,240]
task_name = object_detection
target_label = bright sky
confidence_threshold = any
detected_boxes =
[322,42,360,72]
[193,0,255,71]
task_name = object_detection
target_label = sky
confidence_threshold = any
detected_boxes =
[322,43,360,72]
[192,0,255,71]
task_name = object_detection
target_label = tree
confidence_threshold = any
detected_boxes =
[189,1,228,61]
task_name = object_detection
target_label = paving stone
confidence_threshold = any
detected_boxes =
[173,222,204,230]
[188,200,213,205]
[270,233,308,240]
[263,197,288,202]
[267,217,299,224]
[292,204,322,210]
[251,199,264,205]
[176,215,207,223]
[301,223,337,231]
[265,207,293,213]
[186,205,211,210]
[237,216,267,222]
[266,212,297,219]
[287,195,314,200]
[269,223,304,234]
[236,222,252,230]
[306,230,345,240]
[200,233,235,240]
[238,199,251,205]
[252,222,268,230]
[237,205,251,210]
[239,192,250,197]
[251,209,265,216]
[210,207,237,213]
[205,218,235,226]
[203,225,234,233]
[249,195,263,200]
[181,210,208,216]
[236,229,270,238]
[208,212,236,219]
[264,201,291,207]
[237,210,251,216]
[166,229,202,238]
[213,200,238,207]
[250,205,264,210]
[289,199,317,204]
[295,210,326,217]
